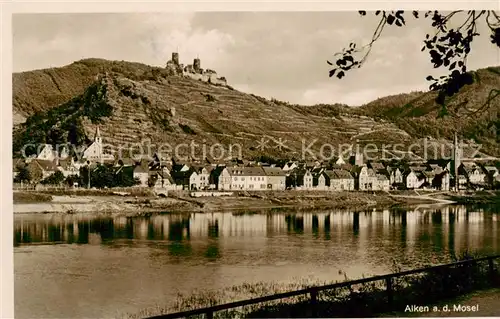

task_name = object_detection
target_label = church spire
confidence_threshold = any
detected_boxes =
[95,126,102,144]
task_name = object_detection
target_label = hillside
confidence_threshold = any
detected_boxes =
[358,66,500,156]
[11,58,499,160]
[12,59,172,125]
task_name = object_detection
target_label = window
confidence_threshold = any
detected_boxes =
[234,177,237,181]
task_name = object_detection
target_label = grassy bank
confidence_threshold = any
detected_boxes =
[445,190,500,205]
[13,192,53,203]
[122,252,500,319]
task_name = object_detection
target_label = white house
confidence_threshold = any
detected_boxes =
[218,166,268,191]
[374,174,390,191]
[282,161,298,172]
[358,166,377,191]
[389,167,403,185]
[263,167,287,190]
[335,155,346,165]
[133,165,149,187]
[36,144,69,161]
[405,170,426,189]
[326,169,355,191]
[56,158,80,177]
[313,172,329,190]
[151,171,178,190]
[83,127,103,162]
[192,166,211,190]
[461,163,486,185]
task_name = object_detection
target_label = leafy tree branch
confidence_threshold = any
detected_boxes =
[328,10,500,111]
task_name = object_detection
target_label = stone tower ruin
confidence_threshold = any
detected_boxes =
[172,52,179,65]
[193,58,201,73]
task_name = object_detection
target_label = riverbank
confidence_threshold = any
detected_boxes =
[443,190,500,205]
[14,189,499,216]
[13,190,403,215]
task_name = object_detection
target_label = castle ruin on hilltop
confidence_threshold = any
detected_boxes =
[165,52,227,86]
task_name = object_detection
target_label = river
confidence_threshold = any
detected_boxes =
[14,204,500,318]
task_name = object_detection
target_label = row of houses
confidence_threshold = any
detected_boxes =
[13,124,500,191]
[13,153,500,191]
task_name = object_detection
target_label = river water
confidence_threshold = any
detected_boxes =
[14,204,500,318]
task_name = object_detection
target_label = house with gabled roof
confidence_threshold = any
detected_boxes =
[404,168,426,189]
[387,166,404,186]
[56,157,80,177]
[326,169,355,191]
[263,167,287,190]
[356,165,377,191]
[209,166,226,190]
[286,168,313,190]
[282,161,298,171]
[312,170,329,190]
[218,166,268,191]
[459,162,487,186]
[150,171,177,189]
[191,165,212,190]
[375,173,390,191]
[133,163,149,187]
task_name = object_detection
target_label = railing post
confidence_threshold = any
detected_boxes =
[206,310,213,319]
[310,288,318,317]
[386,277,393,307]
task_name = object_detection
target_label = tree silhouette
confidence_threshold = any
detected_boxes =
[329,10,500,112]
[14,167,32,184]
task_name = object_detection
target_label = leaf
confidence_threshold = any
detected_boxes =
[387,15,395,25]
[344,55,354,63]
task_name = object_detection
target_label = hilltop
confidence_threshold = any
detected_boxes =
[358,66,500,156]
[11,58,500,160]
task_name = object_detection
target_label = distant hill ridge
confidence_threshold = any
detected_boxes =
[11,58,500,159]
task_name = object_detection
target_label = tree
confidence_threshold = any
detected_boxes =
[14,167,31,184]
[65,174,83,187]
[41,171,65,185]
[329,10,500,113]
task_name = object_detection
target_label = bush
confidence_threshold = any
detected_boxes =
[40,171,65,185]
[13,192,53,203]
[179,123,196,135]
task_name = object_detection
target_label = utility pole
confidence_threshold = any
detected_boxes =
[87,162,91,189]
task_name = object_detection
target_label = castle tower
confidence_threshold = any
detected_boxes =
[172,52,179,65]
[193,58,201,73]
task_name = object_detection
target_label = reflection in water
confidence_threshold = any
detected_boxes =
[14,206,500,259]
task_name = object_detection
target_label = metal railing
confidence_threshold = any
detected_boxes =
[147,254,500,319]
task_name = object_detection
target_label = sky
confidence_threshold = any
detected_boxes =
[12,11,500,106]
